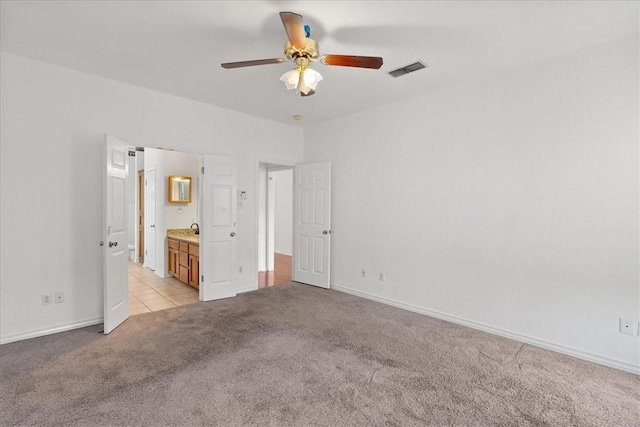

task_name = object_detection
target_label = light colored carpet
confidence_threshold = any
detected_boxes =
[1,283,638,426]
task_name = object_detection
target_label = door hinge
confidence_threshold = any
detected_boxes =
[145,180,147,185]
[201,167,204,174]
[145,250,147,255]
[201,275,204,282]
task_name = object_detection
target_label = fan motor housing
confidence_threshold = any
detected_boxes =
[284,38,319,61]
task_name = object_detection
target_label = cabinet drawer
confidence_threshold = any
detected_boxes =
[179,265,189,283]
[168,239,179,250]
[189,244,199,256]
[179,252,189,267]
[179,241,189,253]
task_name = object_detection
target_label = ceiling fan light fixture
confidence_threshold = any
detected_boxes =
[222,11,384,99]
[280,66,322,95]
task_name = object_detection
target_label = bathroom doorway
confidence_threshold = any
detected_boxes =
[127,147,201,315]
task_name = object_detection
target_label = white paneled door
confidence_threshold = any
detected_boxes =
[200,154,238,301]
[293,162,331,289]
[103,135,129,334]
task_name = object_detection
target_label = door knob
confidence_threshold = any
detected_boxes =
[108,241,118,247]
[150,224,155,228]
[322,230,331,235]
[230,232,236,237]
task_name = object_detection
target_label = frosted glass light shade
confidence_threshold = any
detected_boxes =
[280,69,300,90]
[280,67,323,94]
[298,68,323,94]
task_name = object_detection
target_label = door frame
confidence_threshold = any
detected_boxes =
[143,167,156,271]
[137,169,145,263]
[254,160,297,292]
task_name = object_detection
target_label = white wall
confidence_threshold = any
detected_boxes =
[304,36,639,372]
[161,150,201,230]
[0,52,303,343]
[270,169,293,256]
[126,154,136,254]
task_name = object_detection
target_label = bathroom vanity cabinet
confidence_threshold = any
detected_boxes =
[167,235,199,289]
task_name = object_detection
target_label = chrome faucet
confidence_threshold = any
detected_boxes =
[190,223,199,235]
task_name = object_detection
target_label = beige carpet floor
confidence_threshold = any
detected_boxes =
[1,283,638,426]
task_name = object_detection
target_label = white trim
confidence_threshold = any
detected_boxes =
[274,251,292,257]
[236,284,258,294]
[331,284,640,375]
[0,317,103,345]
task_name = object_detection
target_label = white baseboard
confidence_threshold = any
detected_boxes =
[0,317,103,345]
[331,284,640,375]
[236,284,258,294]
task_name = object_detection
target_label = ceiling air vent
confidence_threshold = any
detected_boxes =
[388,61,427,78]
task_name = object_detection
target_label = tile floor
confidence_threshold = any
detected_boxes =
[128,262,199,315]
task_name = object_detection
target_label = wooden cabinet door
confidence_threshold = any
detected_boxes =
[167,249,176,276]
[168,249,174,275]
[189,255,199,288]
[179,265,189,283]
[167,239,179,277]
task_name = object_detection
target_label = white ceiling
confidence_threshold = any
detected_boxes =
[1,1,638,127]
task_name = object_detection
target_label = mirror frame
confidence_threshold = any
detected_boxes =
[168,175,192,203]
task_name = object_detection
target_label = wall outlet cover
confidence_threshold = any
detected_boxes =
[42,294,52,305]
[55,292,64,304]
[619,318,634,335]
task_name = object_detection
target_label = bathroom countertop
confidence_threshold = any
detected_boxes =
[167,229,199,244]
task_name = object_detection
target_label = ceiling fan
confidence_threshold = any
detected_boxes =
[221,12,383,97]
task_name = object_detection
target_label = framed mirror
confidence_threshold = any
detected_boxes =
[168,176,192,203]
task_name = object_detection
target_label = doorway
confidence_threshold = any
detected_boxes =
[257,164,293,288]
[127,147,202,315]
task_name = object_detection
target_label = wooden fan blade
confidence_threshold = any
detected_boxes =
[280,12,306,49]
[320,54,383,69]
[221,58,285,69]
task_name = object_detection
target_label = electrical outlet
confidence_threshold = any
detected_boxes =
[361,269,366,278]
[42,294,52,305]
[239,266,243,273]
[619,318,634,335]
[55,292,64,304]
[379,273,385,281]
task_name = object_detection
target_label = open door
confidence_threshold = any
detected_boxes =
[103,135,129,334]
[144,167,156,270]
[292,162,331,288]
[200,154,238,301]
[137,170,144,263]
